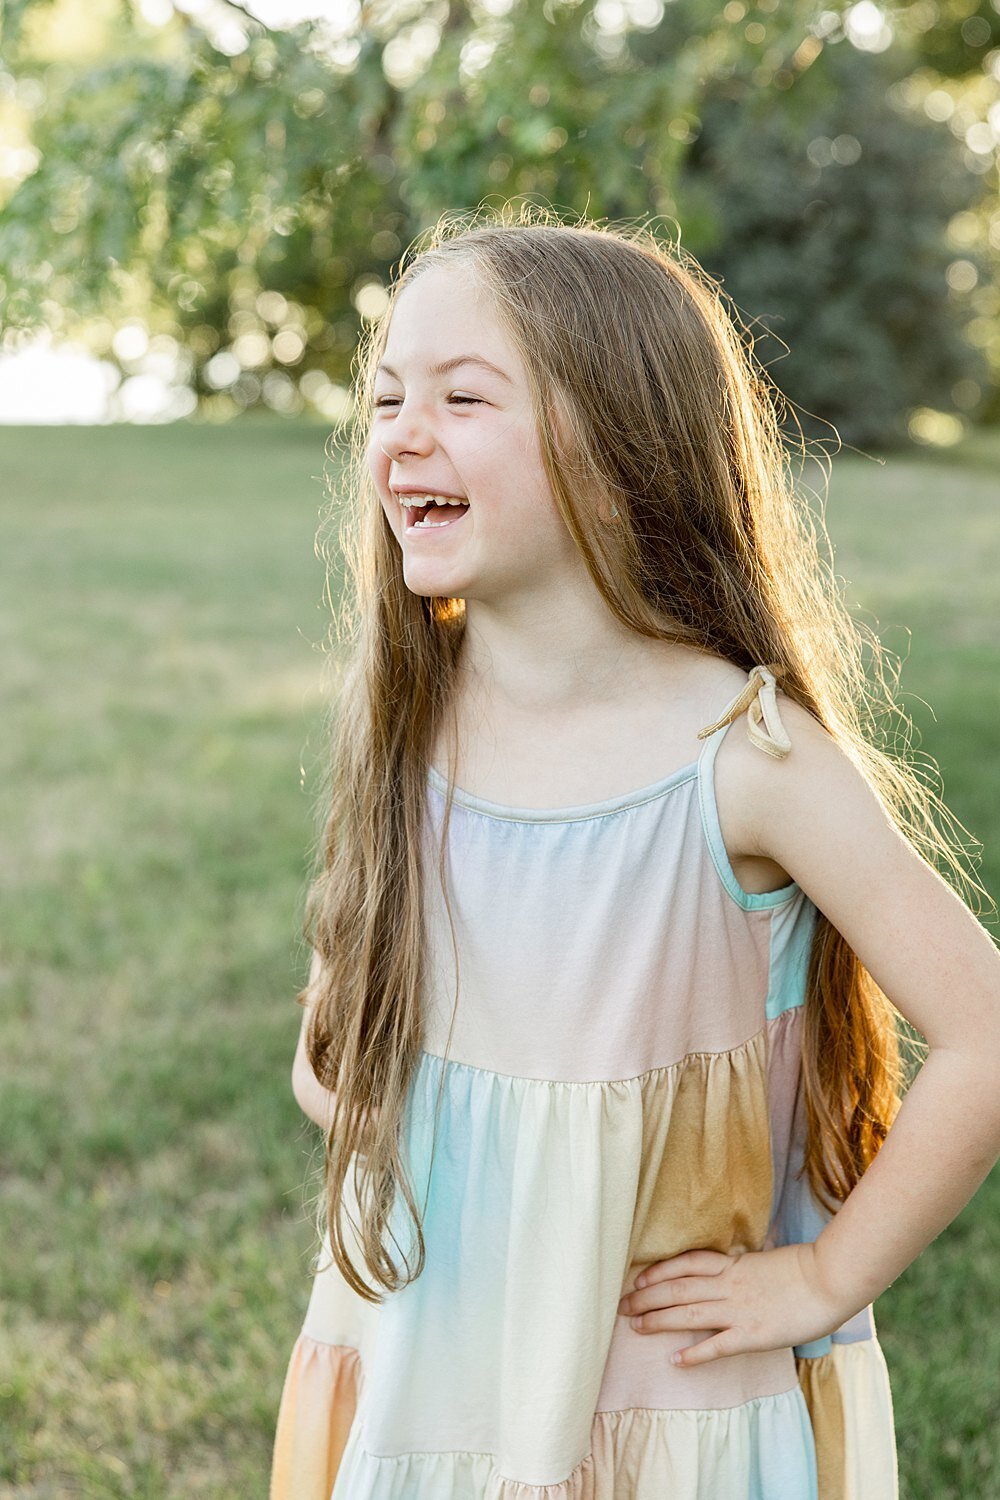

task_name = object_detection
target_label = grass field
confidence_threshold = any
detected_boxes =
[1,416,997,1498]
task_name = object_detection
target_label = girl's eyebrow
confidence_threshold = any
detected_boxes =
[376,355,513,385]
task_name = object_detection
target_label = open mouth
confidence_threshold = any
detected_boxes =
[401,495,471,534]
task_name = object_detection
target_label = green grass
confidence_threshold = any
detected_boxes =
[1,415,997,1498]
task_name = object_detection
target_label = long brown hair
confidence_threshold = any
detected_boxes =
[300,203,992,1303]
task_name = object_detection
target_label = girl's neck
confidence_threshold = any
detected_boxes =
[454,601,708,719]
[435,631,730,811]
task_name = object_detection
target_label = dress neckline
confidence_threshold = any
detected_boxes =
[426,749,704,825]
[424,664,791,827]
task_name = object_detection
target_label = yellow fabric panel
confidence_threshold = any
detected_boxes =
[269,1333,361,1500]
[628,1026,773,1274]
[796,1351,847,1500]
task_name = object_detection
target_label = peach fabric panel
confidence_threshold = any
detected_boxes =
[270,1159,381,1498]
[270,1334,361,1500]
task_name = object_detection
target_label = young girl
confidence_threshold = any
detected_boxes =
[269,208,1000,1500]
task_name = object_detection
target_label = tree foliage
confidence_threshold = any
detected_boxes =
[683,36,990,447]
[0,0,995,443]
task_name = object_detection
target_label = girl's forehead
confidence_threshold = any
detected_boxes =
[399,257,481,303]
[388,264,498,341]
[380,265,523,376]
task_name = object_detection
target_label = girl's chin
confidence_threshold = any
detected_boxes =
[401,558,478,599]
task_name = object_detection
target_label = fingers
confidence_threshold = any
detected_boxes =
[635,1250,730,1286]
[628,1299,726,1334]
[672,1330,740,1367]
[621,1275,725,1319]
[618,1249,747,1360]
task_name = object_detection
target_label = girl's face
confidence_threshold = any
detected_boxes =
[367,263,581,605]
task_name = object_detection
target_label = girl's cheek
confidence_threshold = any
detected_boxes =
[366,431,388,486]
[378,486,400,533]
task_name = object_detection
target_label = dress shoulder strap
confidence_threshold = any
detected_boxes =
[695,663,792,760]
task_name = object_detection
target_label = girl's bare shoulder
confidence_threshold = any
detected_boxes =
[697,668,823,895]
[719,692,1000,1052]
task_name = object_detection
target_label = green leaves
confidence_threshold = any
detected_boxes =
[1,0,994,441]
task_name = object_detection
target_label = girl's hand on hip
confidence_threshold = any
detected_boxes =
[616,1243,849,1368]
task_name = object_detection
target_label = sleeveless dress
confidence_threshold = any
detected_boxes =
[269,664,899,1500]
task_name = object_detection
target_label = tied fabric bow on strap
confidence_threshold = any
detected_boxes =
[696,664,792,760]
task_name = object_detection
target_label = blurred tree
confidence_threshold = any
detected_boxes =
[680,33,990,448]
[0,0,995,442]
[900,0,1000,76]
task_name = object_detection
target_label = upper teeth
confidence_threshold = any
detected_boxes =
[398,493,467,509]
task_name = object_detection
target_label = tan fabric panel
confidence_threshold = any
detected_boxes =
[627,1025,773,1274]
[796,1351,847,1500]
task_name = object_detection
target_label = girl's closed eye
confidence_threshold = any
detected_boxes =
[373,393,484,409]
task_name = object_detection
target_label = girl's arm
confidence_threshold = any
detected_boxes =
[744,697,1000,1316]
[620,702,1000,1367]
[291,949,338,1133]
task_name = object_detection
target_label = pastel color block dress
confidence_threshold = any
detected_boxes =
[270,665,899,1500]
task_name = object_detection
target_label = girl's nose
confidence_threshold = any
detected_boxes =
[380,406,434,462]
